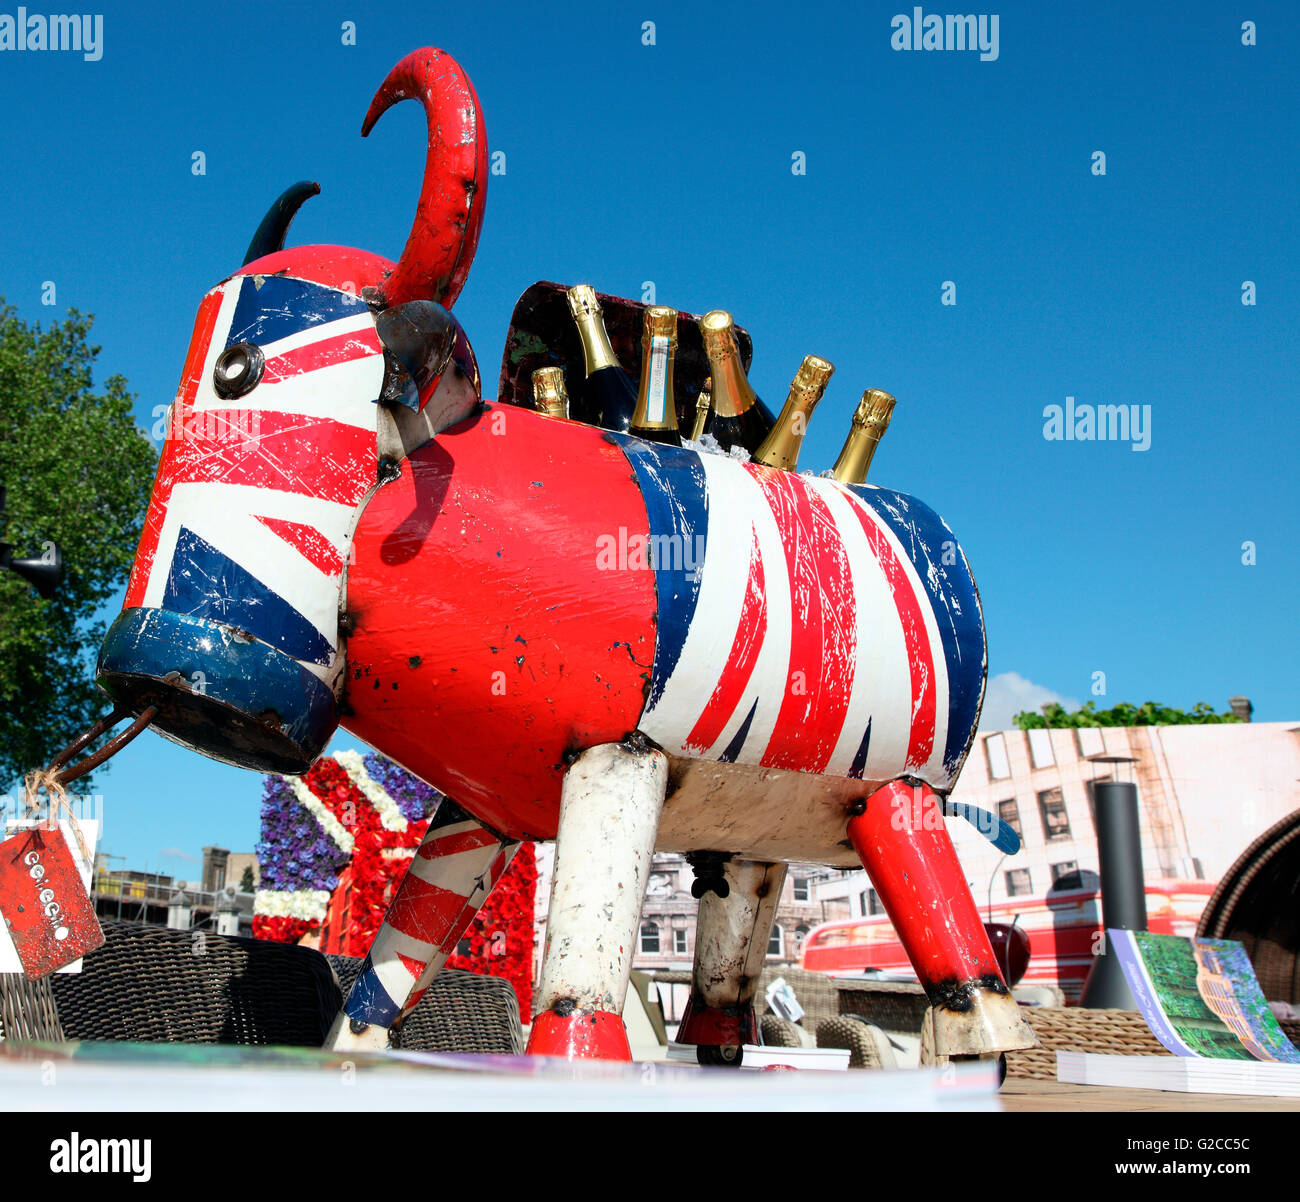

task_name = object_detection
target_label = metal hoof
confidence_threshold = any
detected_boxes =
[696,1044,744,1068]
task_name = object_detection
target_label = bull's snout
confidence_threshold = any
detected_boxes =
[97,608,339,774]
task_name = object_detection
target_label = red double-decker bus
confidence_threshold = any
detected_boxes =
[800,877,1215,1002]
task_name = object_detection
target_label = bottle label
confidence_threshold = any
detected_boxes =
[647,336,669,423]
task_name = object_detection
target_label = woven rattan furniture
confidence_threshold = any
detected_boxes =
[816,1015,897,1068]
[0,974,65,1042]
[50,919,340,1045]
[759,1013,807,1048]
[755,966,842,1028]
[1005,1007,1165,1080]
[833,978,931,1037]
[328,954,524,1054]
[1198,807,1300,1004]
[32,919,522,1053]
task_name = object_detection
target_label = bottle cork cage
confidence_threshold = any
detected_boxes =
[496,281,753,423]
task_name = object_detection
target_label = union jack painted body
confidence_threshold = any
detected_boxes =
[340,408,984,864]
[96,45,1036,1064]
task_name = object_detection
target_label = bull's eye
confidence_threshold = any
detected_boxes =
[213,342,265,399]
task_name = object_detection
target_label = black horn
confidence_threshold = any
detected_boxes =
[243,180,321,266]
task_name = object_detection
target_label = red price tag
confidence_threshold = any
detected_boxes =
[0,826,104,979]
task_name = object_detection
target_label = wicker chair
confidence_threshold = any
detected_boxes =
[816,1015,897,1068]
[652,968,925,1065]
[833,978,931,1038]
[34,919,522,1053]
[0,974,64,1043]
[1198,807,1300,1004]
[328,954,524,1054]
[50,919,342,1045]
[755,967,841,1029]
[759,1013,811,1049]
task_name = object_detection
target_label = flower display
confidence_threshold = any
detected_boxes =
[254,752,537,1014]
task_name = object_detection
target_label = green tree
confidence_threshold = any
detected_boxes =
[0,302,157,789]
[239,864,255,893]
[1013,700,1243,730]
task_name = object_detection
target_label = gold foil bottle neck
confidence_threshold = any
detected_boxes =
[642,306,679,345]
[700,311,759,421]
[855,387,896,432]
[631,311,680,439]
[752,356,833,470]
[832,388,896,483]
[531,366,569,419]
[566,283,602,320]
[699,310,739,359]
[690,377,713,442]
[567,284,621,375]
[791,355,835,396]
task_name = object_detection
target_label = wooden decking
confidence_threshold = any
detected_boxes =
[1000,1076,1300,1112]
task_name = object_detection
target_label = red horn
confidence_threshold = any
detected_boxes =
[361,48,488,309]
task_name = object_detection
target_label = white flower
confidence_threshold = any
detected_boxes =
[287,775,355,853]
[334,750,408,832]
[253,889,330,921]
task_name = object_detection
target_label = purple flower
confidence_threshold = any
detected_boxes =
[364,753,442,823]
[256,774,349,892]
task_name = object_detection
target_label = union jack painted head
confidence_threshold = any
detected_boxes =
[97,48,488,773]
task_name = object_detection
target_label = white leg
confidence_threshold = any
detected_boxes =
[526,740,668,1060]
[677,858,786,1059]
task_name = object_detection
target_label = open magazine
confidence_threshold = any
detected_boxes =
[1110,930,1300,1063]
[1055,930,1300,1095]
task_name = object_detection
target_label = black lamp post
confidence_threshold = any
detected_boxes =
[1080,758,1148,1009]
[0,486,65,597]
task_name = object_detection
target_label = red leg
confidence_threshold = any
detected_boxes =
[847,779,1035,1057]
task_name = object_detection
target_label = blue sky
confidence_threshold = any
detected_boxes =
[1,0,1295,876]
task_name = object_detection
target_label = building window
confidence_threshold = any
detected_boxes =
[793,878,810,901]
[673,928,688,955]
[997,799,1022,838]
[1006,868,1033,897]
[1050,860,1079,884]
[866,889,884,916]
[794,924,810,953]
[1028,728,1055,769]
[640,921,660,954]
[1076,727,1105,759]
[985,733,1011,780]
[1037,786,1072,841]
[767,925,783,957]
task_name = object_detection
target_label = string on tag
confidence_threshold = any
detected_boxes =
[21,767,92,867]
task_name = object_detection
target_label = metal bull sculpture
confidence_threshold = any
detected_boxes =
[95,46,1035,1065]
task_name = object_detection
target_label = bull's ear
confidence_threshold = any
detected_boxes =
[375,300,456,411]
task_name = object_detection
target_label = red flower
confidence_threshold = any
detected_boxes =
[259,757,537,1016]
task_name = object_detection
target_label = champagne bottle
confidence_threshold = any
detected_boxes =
[629,307,682,446]
[752,355,834,470]
[689,376,713,442]
[531,366,569,419]
[699,310,775,453]
[831,388,896,484]
[566,284,638,430]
